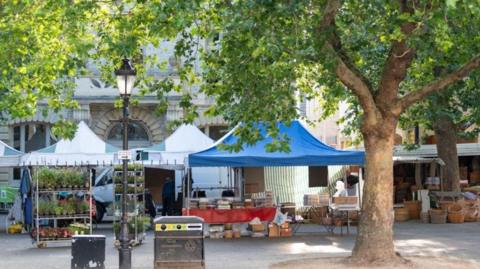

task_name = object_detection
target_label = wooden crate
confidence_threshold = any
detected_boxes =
[332,196,358,205]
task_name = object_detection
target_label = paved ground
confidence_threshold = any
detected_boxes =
[1,221,479,269]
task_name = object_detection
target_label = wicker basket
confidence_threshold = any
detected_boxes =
[438,201,454,212]
[404,200,421,219]
[395,207,410,222]
[464,208,478,222]
[448,203,463,213]
[420,212,430,223]
[447,211,465,223]
[430,209,447,224]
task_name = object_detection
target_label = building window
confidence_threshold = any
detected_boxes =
[208,125,229,141]
[107,121,151,148]
[12,123,55,153]
[13,126,20,151]
[11,123,55,181]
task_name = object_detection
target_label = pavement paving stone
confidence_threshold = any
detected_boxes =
[0,221,479,269]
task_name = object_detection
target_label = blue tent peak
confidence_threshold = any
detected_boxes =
[188,120,364,167]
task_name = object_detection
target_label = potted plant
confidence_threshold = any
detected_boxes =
[54,205,63,216]
[82,202,90,214]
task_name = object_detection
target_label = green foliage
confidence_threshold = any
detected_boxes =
[38,198,89,216]
[0,1,199,138]
[164,1,480,150]
[114,163,143,171]
[400,70,480,141]
[36,168,85,188]
[0,0,96,138]
[4,0,480,150]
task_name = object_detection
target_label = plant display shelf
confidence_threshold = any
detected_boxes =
[32,167,93,248]
[35,237,72,248]
[37,188,90,193]
[113,167,146,247]
[36,215,91,220]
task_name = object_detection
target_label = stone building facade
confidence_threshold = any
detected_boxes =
[0,40,228,186]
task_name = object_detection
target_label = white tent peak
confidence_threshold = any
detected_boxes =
[21,121,118,166]
[47,121,117,154]
[164,124,213,152]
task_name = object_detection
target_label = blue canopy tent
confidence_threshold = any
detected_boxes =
[184,121,365,213]
[188,121,364,167]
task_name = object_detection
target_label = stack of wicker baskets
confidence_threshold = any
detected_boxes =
[447,203,465,224]
[464,199,480,222]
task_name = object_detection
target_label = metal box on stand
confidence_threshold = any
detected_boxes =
[154,216,205,269]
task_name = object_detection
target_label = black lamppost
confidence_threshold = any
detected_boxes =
[115,58,136,269]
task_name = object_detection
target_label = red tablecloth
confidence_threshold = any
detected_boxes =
[182,207,276,224]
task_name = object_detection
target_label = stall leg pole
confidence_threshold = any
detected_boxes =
[35,168,39,245]
[181,169,185,215]
[187,168,191,215]
[89,168,92,233]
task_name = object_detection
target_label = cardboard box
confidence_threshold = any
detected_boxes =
[279,222,289,229]
[460,166,468,180]
[268,223,279,237]
[470,171,480,183]
[332,196,358,205]
[249,223,265,232]
[280,228,292,237]
[310,206,328,224]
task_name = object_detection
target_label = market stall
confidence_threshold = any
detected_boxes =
[0,139,23,167]
[19,121,120,247]
[186,121,365,235]
[0,140,23,213]
[137,124,228,211]
[21,121,118,166]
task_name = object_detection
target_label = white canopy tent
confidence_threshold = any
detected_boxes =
[21,121,119,166]
[140,124,228,198]
[142,124,214,165]
[0,140,23,167]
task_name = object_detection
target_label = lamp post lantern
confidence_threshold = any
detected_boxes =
[115,58,136,269]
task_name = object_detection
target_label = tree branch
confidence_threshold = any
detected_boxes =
[375,1,417,114]
[399,55,480,111]
[318,0,380,125]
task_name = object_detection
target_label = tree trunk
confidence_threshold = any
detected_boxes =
[433,115,460,192]
[351,119,402,264]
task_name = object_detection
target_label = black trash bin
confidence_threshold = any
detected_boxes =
[71,235,106,269]
[154,216,204,269]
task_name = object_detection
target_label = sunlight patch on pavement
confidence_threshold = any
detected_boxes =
[286,242,351,255]
[395,239,454,256]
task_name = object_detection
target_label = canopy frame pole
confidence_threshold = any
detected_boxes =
[359,167,364,208]
[187,168,192,215]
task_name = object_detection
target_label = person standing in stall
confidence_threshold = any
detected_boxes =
[162,177,175,216]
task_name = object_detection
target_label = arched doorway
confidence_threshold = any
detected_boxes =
[106,121,152,148]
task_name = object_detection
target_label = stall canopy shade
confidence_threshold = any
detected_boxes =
[0,139,23,167]
[21,121,119,166]
[188,121,365,167]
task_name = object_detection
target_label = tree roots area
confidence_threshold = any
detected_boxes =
[270,256,480,269]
